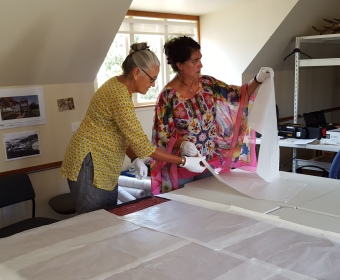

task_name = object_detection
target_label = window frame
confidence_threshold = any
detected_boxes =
[110,11,200,108]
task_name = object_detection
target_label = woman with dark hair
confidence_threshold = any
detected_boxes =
[151,36,272,194]
[61,42,206,214]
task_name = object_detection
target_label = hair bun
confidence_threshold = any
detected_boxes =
[129,42,150,54]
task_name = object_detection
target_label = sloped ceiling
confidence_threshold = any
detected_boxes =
[245,0,340,74]
[0,0,132,86]
[2,0,339,87]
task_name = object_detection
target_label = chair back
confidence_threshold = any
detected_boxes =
[329,151,340,179]
[296,165,329,177]
[0,173,36,217]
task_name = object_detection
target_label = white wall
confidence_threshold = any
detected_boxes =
[0,83,93,226]
[199,0,298,85]
[0,83,93,173]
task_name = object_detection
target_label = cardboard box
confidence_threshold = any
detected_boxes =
[325,128,340,144]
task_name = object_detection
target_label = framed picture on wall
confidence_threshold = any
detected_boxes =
[0,87,46,129]
[3,130,41,161]
[57,97,75,112]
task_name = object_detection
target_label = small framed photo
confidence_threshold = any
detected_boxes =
[0,87,46,129]
[57,97,75,112]
[3,130,41,161]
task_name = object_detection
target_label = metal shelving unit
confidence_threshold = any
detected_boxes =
[292,33,340,171]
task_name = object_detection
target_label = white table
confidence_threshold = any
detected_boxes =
[162,170,340,236]
[158,176,280,214]
[2,171,340,279]
[298,188,340,218]
[257,137,340,172]
[256,137,340,152]
[270,207,340,234]
[2,202,340,279]
[305,142,340,152]
[160,171,340,211]
[278,171,340,207]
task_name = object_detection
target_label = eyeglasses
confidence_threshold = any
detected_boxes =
[140,68,157,83]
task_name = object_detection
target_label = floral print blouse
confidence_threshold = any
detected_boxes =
[151,75,256,194]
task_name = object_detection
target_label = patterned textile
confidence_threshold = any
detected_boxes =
[151,75,256,194]
[61,77,155,191]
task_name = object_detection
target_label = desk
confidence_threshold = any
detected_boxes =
[256,137,340,152]
[305,142,340,152]
[257,137,340,172]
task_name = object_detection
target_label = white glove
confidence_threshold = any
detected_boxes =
[131,158,148,179]
[182,156,206,173]
[180,141,199,156]
[256,67,274,83]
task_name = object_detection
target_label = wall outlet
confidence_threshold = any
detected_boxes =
[71,122,81,132]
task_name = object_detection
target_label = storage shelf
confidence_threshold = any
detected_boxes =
[292,34,340,171]
[299,33,340,43]
[299,58,340,67]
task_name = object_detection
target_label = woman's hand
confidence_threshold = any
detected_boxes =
[255,67,274,83]
[182,156,206,173]
[248,67,274,94]
[132,158,148,179]
[180,141,199,156]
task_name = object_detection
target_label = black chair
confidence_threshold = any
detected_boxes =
[0,173,59,238]
[295,165,329,177]
[49,192,76,215]
[329,151,340,179]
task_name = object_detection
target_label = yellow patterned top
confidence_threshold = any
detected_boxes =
[60,77,156,190]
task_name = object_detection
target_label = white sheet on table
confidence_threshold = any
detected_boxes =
[2,201,340,280]
[122,201,340,280]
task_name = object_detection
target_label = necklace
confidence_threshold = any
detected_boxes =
[177,74,194,92]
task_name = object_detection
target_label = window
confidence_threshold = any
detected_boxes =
[96,11,199,107]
